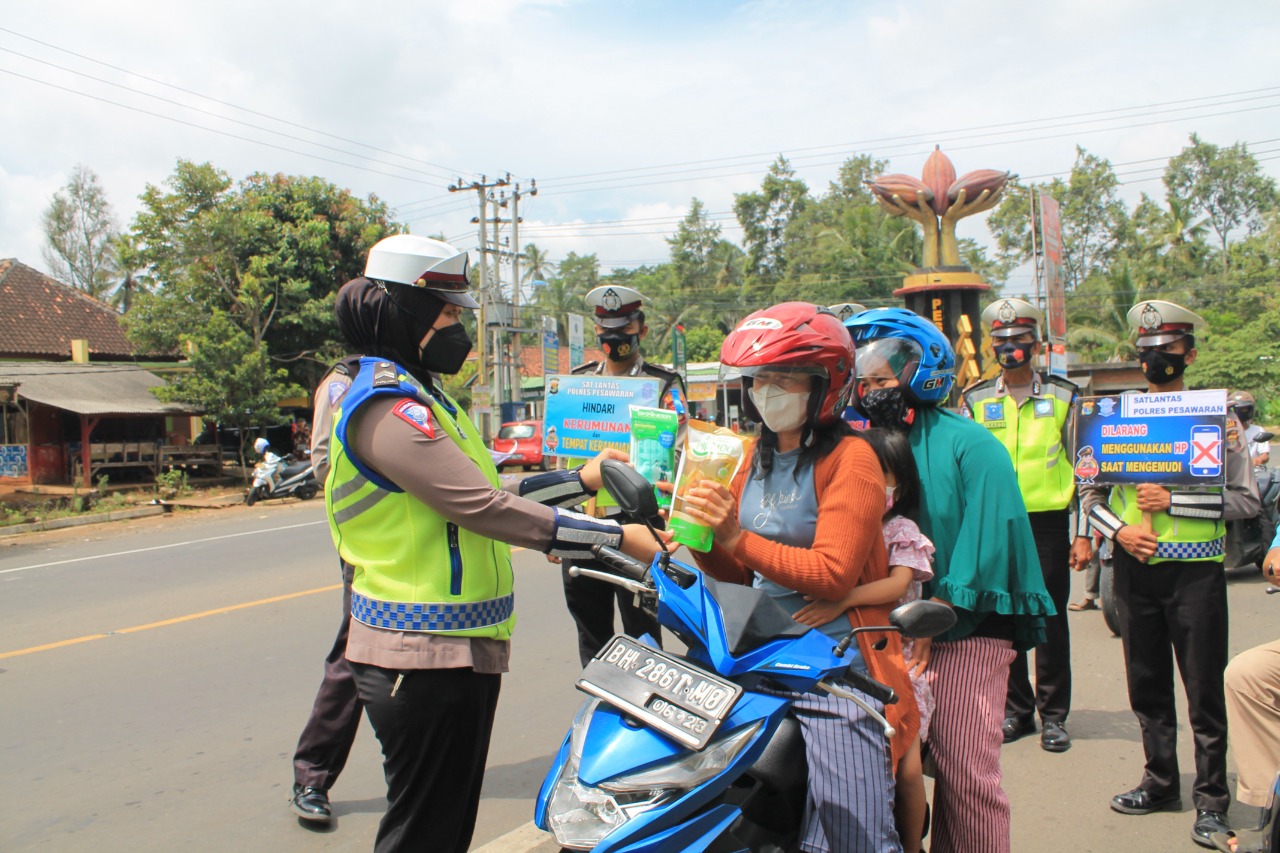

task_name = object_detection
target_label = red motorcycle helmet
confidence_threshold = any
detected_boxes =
[720,302,855,427]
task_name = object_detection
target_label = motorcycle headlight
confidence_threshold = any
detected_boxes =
[544,712,763,850]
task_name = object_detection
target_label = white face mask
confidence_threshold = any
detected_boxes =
[749,384,809,433]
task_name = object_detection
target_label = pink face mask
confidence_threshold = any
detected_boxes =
[884,485,896,514]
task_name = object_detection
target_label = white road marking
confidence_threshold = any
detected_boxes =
[0,520,328,575]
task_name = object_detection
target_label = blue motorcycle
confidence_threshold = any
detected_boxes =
[534,461,955,852]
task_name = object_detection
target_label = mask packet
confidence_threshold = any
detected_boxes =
[629,406,679,510]
[669,420,749,552]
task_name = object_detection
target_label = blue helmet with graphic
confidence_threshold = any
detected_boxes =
[844,308,956,406]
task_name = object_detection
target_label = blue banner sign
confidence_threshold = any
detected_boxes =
[542,374,661,457]
[1071,389,1227,488]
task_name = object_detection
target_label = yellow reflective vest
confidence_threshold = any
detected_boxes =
[962,374,1077,513]
[326,358,515,638]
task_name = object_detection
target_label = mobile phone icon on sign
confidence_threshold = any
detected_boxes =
[1190,425,1223,478]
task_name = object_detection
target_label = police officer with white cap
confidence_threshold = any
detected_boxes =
[963,298,1089,754]
[1079,300,1259,848]
[560,284,686,666]
[828,302,868,324]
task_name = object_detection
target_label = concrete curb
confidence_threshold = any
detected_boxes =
[471,821,557,853]
[0,504,168,536]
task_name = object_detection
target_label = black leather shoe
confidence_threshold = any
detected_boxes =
[1001,716,1036,744]
[291,784,332,824]
[1191,810,1229,849]
[1040,721,1072,752]
[1110,787,1182,815]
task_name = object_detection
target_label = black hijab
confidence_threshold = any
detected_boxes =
[335,276,445,387]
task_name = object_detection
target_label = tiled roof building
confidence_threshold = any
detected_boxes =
[0,259,136,360]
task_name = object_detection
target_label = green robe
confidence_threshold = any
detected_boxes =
[908,407,1054,650]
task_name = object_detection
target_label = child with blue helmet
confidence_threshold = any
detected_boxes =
[845,307,1053,853]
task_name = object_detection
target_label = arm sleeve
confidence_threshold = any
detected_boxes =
[351,397,621,556]
[732,439,886,600]
[1079,482,1124,540]
[512,468,594,508]
[309,370,349,482]
[1219,416,1262,521]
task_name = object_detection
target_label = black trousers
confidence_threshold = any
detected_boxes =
[350,663,501,853]
[292,560,363,790]
[562,559,662,667]
[1006,509,1073,724]
[1113,546,1230,812]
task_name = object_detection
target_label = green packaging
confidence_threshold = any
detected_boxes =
[668,420,749,552]
[629,405,679,509]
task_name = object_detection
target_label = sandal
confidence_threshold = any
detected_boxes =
[1068,598,1098,612]
[1211,827,1272,852]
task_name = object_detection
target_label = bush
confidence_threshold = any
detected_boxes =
[155,469,190,499]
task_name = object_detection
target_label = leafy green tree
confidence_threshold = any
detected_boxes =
[987,148,1130,290]
[734,156,810,280]
[684,325,726,362]
[124,161,399,392]
[152,310,300,471]
[1165,134,1279,268]
[41,165,121,302]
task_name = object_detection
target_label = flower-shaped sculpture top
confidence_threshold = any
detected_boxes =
[869,146,1013,268]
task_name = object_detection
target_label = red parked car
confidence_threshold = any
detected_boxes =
[491,420,546,471]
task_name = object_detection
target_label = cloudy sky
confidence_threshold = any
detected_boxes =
[2,0,1278,297]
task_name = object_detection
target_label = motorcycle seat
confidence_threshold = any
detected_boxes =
[749,716,807,794]
[702,575,810,657]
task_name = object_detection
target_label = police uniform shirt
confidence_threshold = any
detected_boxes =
[338,393,611,673]
[572,354,686,408]
[962,371,1077,462]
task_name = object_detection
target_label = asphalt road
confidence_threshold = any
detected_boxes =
[1,501,1275,853]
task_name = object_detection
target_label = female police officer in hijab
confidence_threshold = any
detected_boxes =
[326,235,666,853]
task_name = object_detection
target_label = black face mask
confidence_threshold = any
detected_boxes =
[1139,350,1187,385]
[598,331,640,363]
[857,387,915,432]
[995,341,1035,370]
[420,323,473,375]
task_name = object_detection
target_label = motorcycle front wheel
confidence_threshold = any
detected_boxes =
[1099,556,1121,637]
[245,486,260,506]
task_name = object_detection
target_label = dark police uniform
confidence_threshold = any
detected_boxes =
[561,285,686,666]
[1079,301,1259,821]
[962,298,1079,747]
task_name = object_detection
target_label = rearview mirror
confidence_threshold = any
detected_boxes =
[1255,430,1274,443]
[889,600,957,639]
[599,459,660,521]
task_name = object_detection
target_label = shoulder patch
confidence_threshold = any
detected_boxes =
[372,361,400,387]
[392,399,437,439]
[327,379,349,407]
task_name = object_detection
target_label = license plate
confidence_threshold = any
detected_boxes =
[577,635,742,749]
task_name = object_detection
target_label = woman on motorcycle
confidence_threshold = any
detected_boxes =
[683,302,917,853]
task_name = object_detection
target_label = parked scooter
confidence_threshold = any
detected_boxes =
[534,461,956,852]
[245,449,318,505]
[1226,429,1277,572]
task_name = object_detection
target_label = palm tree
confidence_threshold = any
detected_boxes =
[1067,264,1142,362]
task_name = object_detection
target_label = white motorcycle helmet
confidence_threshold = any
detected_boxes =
[253,437,270,455]
[363,234,479,308]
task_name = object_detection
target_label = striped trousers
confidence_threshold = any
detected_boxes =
[923,636,1016,853]
[782,688,901,853]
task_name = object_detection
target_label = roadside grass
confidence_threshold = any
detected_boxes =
[0,472,241,529]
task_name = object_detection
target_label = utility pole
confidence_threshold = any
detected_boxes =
[448,173,508,440]
[508,179,537,330]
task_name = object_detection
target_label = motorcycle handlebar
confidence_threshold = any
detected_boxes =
[590,544,651,582]
[839,668,898,707]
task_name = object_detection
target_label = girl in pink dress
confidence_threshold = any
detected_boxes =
[796,427,935,853]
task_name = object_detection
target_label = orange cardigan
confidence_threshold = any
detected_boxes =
[691,435,920,767]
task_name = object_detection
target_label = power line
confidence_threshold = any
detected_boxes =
[543,85,1280,183]
[536,102,1280,198]
[0,46,454,186]
[0,66,448,187]
[0,25,472,181]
